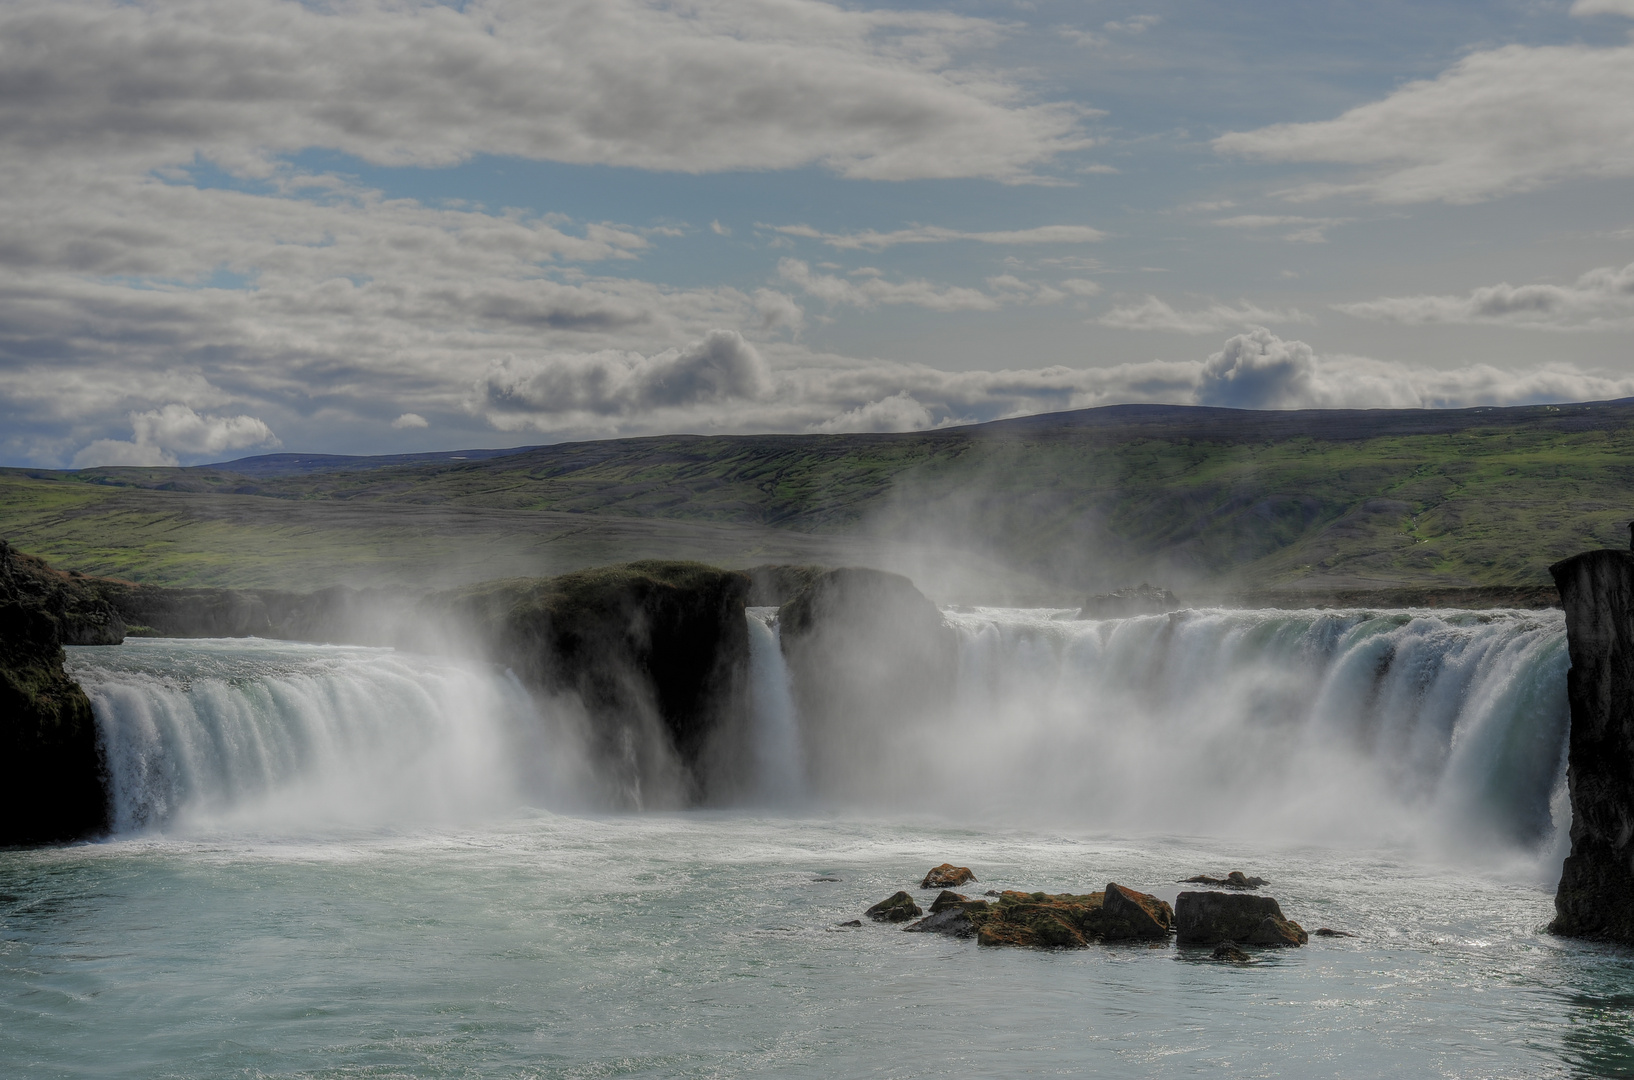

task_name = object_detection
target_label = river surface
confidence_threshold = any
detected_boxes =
[3,816,1631,1079]
[0,613,1625,1078]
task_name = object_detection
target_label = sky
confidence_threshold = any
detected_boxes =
[4,0,1634,467]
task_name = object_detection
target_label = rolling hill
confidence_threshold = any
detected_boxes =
[3,400,1631,600]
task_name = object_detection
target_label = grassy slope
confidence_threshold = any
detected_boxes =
[5,401,1631,594]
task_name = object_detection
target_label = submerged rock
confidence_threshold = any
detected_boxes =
[904,907,976,937]
[1175,891,1306,946]
[1183,871,1266,889]
[1211,943,1252,963]
[1314,927,1356,937]
[922,864,977,889]
[866,891,924,923]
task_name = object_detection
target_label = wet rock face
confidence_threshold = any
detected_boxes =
[431,561,753,808]
[1549,549,1634,942]
[0,543,110,844]
[1175,891,1305,946]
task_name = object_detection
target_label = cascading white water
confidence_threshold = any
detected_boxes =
[922,606,1570,855]
[746,607,805,806]
[65,638,581,834]
[67,607,1571,859]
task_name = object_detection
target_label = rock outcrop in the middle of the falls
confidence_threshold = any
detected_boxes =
[422,561,752,807]
[777,567,957,798]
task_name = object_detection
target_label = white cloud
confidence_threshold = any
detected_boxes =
[0,0,1086,184]
[1571,0,1634,16]
[1211,215,1347,243]
[1335,260,1634,331]
[392,413,429,429]
[768,223,1105,250]
[1060,279,1104,297]
[710,221,732,237]
[778,258,1001,311]
[1097,296,1316,334]
[1215,41,1634,203]
[1104,15,1160,34]
[72,404,279,467]
[475,330,773,428]
[811,391,939,433]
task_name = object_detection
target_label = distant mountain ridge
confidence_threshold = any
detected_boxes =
[6,398,1634,596]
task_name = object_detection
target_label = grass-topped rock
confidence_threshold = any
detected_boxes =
[425,561,753,807]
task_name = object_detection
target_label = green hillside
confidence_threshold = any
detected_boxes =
[3,401,1631,598]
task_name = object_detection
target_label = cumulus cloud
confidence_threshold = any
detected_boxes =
[1215,40,1634,203]
[476,330,772,428]
[1097,296,1316,334]
[72,404,279,467]
[451,326,1634,437]
[392,413,429,429]
[769,223,1105,250]
[811,392,940,433]
[0,0,1084,183]
[1335,261,1634,331]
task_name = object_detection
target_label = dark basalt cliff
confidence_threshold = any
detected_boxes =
[0,543,110,844]
[1550,549,1634,942]
[778,567,957,797]
[421,561,753,806]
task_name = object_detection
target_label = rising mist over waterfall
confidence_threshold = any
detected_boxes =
[69,603,1570,871]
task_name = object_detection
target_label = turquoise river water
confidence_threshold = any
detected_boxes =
[1,608,1627,1078]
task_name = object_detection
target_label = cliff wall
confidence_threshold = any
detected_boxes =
[1550,549,1634,942]
[0,543,110,844]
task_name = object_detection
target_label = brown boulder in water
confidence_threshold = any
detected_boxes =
[865,891,923,923]
[1096,883,1175,941]
[1211,943,1252,963]
[929,890,970,913]
[921,864,977,889]
[970,884,1173,948]
[1176,891,1306,946]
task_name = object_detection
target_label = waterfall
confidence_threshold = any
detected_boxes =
[920,606,1570,852]
[69,605,1571,856]
[66,638,572,834]
[746,608,805,806]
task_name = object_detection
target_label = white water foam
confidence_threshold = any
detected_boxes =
[67,638,574,834]
[920,606,1571,860]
